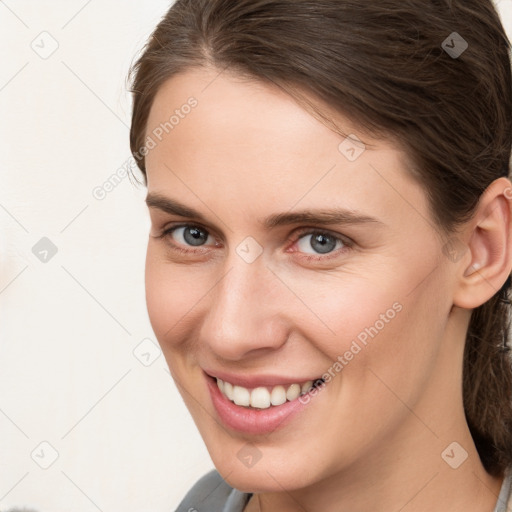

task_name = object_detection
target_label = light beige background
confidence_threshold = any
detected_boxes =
[1,1,511,511]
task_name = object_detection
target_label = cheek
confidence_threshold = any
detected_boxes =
[144,243,207,349]
[347,283,448,422]
[284,270,406,358]
[288,261,447,395]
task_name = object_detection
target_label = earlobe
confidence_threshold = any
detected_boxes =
[453,177,512,309]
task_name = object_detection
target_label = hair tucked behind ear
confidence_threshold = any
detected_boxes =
[464,279,512,475]
[128,0,512,475]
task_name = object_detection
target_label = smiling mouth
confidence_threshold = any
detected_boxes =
[215,377,326,410]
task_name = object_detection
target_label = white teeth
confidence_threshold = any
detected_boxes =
[233,385,251,406]
[301,380,313,395]
[223,380,234,400]
[270,385,287,406]
[286,383,301,401]
[216,378,322,409]
[250,387,271,409]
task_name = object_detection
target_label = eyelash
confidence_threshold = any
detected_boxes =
[156,223,353,261]
[288,228,353,261]
[155,224,216,255]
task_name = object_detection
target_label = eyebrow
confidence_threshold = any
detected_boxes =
[145,193,383,228]
[146,193,208,222]
[263,209,382,228]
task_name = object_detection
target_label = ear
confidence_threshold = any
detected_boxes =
[453,177,512,309]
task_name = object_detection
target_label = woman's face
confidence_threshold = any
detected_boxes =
[144,67,461,492]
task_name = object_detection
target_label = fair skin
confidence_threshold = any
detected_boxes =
[143,66,511,512]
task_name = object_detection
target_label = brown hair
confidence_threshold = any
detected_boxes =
[128,0,512,476]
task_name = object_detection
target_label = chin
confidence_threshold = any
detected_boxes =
[204,438,325,493]
[220,464,311,494]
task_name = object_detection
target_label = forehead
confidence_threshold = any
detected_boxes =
[144,67,428,228]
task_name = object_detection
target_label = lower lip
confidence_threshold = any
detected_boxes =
[205,373,316,435]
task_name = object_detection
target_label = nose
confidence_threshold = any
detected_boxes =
[199,254,289,361]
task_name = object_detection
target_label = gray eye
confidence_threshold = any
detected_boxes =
[297,232,342,254]
[174,226,211,246]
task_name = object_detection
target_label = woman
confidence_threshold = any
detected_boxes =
[128,1,512,510]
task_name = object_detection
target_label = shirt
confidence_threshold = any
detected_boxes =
[175,465,512,512]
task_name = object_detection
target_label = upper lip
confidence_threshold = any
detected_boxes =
[203,369,323,389]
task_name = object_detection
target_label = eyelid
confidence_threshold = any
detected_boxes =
[157,222,222,249]
[285,227,354,261]
[155,222,353,260]
[159,221,219,239]
[289,226,354,247]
